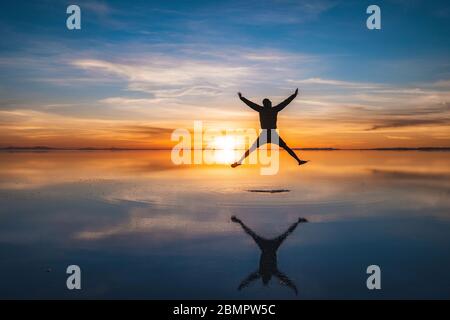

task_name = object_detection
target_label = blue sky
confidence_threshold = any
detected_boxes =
[0,0,449,148]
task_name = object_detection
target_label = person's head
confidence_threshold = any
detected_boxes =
[262,98,272,108]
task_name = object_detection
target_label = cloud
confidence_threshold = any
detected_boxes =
[220,0,337,25]
[72,57,252,97]
[289,77,381,89]
[429,80,450,88]
[385,135,413,140]
[244,53,290,61]
[68,47,318,104]
[97,96,247,121]
[82,1,112,15]
[368,119,450,131]
[0,108,177,148]
[134,85,223,99]
[72,58,250,86]
[115,125,174,138]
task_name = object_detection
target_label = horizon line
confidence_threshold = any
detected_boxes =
[1,146,450,151]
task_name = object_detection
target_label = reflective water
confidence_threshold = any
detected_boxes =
[0,150,449,299]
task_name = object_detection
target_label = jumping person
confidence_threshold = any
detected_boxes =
[231,89,308,168]
[231,215,308,295]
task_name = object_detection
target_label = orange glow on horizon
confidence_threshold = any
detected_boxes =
[0,111,449,149]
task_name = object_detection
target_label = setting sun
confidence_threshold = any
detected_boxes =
[212,136,237,164]
[213,136,236,150]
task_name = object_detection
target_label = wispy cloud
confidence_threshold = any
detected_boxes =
[68,47,317,102]
[289,77,382,89]
[72,57,252,97]
[385,135,413,140]
[82,1,112,15]
[368,119,450,131]
[217,0,337,25]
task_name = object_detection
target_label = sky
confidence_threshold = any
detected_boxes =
[0,0,449,148]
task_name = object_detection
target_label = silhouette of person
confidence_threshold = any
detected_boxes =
[231,215,308,295]
[231,89,308,168]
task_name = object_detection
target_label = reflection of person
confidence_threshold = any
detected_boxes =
[232,89,308,168]
[231,215,308,295]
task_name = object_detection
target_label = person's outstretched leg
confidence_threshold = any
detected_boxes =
[231,135,260,168]
[278,137,308,165]
[231,216,265,250]
[274,217,308,249]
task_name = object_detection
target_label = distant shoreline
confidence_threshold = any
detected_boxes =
[1,146,449,152]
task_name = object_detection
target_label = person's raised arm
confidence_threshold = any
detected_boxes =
[238,92,262,112]
[273,88,298,112]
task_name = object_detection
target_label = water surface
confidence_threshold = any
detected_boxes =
[0,150,449,299]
